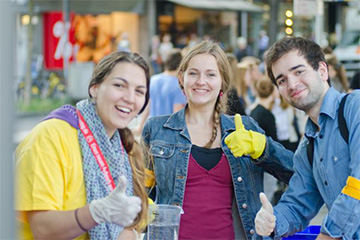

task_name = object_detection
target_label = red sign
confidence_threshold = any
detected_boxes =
[43,12,76,70]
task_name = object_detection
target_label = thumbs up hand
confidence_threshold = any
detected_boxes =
[89,176,142,227]
[225,114,266,159]
[255,192,276,236]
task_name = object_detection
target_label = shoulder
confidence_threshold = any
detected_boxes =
[17,119,78,152]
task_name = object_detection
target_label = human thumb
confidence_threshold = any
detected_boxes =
[234,114,245,131]
[114,176,127,194]
[259,192,273,214]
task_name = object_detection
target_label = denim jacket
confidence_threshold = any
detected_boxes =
[142,107,294,240]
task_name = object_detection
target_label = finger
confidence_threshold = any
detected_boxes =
[115,176,127,194]
[234,114,245,131]
[260,192,273,214]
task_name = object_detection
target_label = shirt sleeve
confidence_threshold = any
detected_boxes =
[273,141,324,238]
[322,92,360,238]
[15,121,72,214]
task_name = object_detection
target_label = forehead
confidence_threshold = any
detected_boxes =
[272,50,309,74]
[188,53,219,70]
[108,62,147,85]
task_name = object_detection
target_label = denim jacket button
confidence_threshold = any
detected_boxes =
[237,176,243,182]
[159,149,164,155]
[249,229,255,234]
[242,203,247,209]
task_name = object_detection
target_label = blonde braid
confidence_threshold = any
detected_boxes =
[204,99,222,148]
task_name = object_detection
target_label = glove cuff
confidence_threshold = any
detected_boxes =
[250,131,266,159]
[89,200,106,224]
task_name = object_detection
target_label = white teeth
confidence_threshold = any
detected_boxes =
[116,106,131,113]
[194,89,208,93]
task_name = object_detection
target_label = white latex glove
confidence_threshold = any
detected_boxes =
[89,176,142,227]
[255,192,276,236]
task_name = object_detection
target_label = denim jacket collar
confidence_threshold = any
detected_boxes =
[163,105,236,140]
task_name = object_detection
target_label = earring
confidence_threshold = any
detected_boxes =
[219,90,223,97]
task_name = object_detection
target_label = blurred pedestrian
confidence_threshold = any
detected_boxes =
[258,30,269,59]
[255,36,360,239]
[325,53,349,92]
[133,49,186,136]
[234,36,253,62]
[250,76,277,141]
[226,53,246,116]
[143,41,294,240]
[349,70,360,92]
[15,52,150,240]
[158,33,174,68]
[149,35,161,74]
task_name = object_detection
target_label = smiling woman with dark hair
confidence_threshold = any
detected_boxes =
[15,51,150,240]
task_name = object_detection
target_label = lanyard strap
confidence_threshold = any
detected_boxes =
[77,109,116,191]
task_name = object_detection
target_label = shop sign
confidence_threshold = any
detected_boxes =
[43,11,76,70]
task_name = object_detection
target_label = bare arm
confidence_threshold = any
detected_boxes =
[28,205,97,239]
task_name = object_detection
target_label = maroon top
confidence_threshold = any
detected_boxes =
[179,153,234,240]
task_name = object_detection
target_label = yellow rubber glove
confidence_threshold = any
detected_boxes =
[225,114,266,159]
[144,169,155,188]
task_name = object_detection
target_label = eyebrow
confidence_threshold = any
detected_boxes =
[113,77,147,89]
[274,64,305,81]
[188,68,218,72]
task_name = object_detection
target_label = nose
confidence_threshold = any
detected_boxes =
[123,88,135,103]
[287,75,298,90]
[195,74,206,85]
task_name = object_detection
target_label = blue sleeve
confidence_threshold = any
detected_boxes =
[273,140,324,238]
[243,116,294,184]
[322,91,360,238]
[173,89,186,105]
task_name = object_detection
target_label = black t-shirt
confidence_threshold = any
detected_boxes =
[250,104,278,141]
[227,88,247,116]
[191,145,222,171]
[350,71,360,90]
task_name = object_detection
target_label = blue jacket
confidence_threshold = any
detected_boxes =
[142,107,294,240]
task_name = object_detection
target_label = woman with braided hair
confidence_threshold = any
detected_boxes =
[142,41,294,240]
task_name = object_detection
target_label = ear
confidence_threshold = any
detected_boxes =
[178,71,184,88]
[318,61,329,82]
[89,84,99,98]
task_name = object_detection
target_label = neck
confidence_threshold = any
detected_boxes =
[307,86,329,127]
[258,97,273,110]
[186,103,215,126]
[164,70,177,76]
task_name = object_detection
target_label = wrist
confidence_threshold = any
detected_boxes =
[75,206,98,232]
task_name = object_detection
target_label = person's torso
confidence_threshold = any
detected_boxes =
[150,74,185,117]
[15,119,87,239]
[143,110,276,239]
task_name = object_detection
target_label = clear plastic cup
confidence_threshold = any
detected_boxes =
[147,204,182,240]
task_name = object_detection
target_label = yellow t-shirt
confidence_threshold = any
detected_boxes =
[15,119,88,239]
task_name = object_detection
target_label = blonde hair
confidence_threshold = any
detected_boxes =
[178,41,233,148]
[255,76,274,98]
[236,61,250,98]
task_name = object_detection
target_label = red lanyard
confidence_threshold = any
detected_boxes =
[77,109,116,191]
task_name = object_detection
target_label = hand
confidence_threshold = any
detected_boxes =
[89,176,142,227]
[255,192,276,236]
[225,114,266,159]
